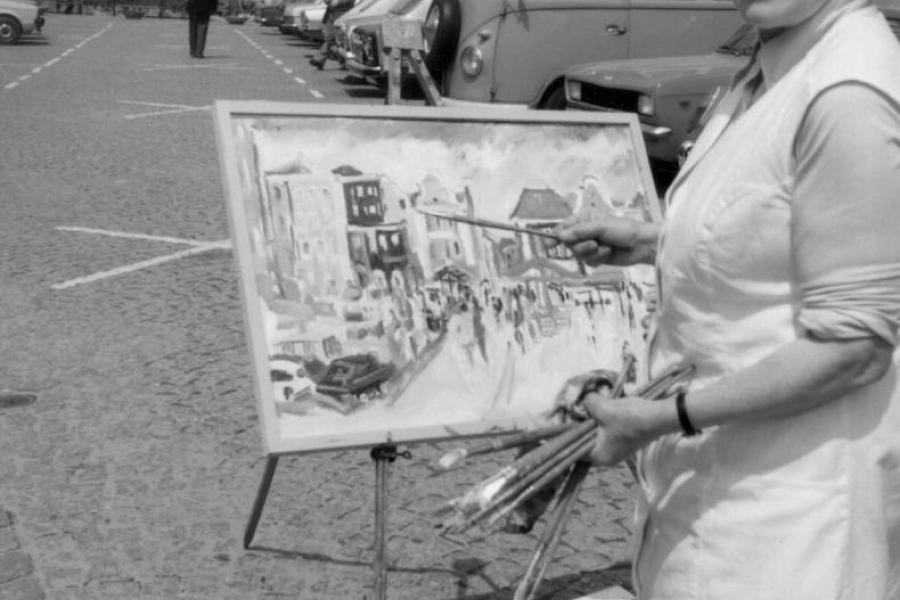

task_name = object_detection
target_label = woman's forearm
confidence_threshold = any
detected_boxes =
[673,336,893,433]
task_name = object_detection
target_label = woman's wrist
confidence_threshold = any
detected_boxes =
[638,396,683,440]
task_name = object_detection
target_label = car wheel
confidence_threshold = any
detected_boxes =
[422,0,460,80]
[0,16,22,44]
[538,85,567,110]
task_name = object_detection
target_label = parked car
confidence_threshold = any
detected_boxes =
[420,0,742,108]
[0,0,45,44]
[279,0,318,34]
[297,0,327,41]
[338,0,429,80]
[565,23,753,171]
[315,353,396,399]
[257,1,284,26]
[564,0,900,175]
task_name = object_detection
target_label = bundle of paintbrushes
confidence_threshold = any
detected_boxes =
[436,361,694,535]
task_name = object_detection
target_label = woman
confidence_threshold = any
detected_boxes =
[554,0,900,596]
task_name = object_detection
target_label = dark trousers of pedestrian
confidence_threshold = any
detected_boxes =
[188,13,211,58]
[311,23,337,67]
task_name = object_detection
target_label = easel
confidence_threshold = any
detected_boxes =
[381,15,443,107]
[243,443,411,600]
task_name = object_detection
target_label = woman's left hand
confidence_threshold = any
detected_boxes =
[580,393,672,466]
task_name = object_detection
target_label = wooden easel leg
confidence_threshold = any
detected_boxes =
[243,455,279,549]
[407,49,443,107]
[385,48,403,105]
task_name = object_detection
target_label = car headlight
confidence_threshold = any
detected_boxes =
[637,94,654,117]
[459,46,483,77]
[566,80,582,102]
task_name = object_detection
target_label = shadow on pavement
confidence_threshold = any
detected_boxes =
[344,86,386,100]
[285,39,320,48]
[15,37,50,45]
[247,544,461,578]
[459,561,633,600]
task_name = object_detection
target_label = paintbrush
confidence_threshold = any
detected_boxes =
[415,207,562,241]
[436,423,574,470]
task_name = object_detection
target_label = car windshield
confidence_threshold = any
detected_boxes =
[715,24,757,56]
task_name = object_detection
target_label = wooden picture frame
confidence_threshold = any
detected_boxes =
[214,101,661,455]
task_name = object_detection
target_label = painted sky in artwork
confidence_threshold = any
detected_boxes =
[249,116,648,222]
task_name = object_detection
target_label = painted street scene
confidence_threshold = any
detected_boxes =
[226,114,659,451]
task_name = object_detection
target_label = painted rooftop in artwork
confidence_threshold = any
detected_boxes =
[509,188,572,221]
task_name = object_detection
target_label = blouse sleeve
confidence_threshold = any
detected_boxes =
[792,83,900,346]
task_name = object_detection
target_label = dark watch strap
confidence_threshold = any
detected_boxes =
[676,389,701,437]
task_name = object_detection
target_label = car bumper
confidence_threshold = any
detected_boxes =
[298,27,323,40]
[346,57,384,79]
[568,100,672,139]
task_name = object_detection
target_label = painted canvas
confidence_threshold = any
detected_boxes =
[214,102,661,454]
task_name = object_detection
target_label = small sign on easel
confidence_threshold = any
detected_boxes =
[382,15,443,106]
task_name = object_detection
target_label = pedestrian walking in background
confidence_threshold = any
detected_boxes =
[186,0,218,58]
[551,0,900,596]
[309,0,354,70]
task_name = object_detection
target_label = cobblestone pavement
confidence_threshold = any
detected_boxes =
[0,13,637,599]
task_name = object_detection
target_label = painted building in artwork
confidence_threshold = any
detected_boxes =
[506,187,582,280]
[263,171,352,302]
[337,165,416,295]
[407,174,482,292]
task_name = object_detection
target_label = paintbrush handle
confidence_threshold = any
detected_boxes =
[514,460,592,600]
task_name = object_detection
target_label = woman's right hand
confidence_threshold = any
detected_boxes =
[551,216,661,267]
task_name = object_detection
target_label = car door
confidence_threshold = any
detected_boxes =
[627,0,741,58]
[491,0,630,104]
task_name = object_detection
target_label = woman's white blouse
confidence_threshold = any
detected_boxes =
[634,4,900,599]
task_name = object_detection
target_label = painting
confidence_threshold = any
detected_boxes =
[214,101,662,455]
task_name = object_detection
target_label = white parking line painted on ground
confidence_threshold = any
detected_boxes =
[2,22,112,93]
[234,29,315,95]
[118,99,211,119]
[52,227,232,290]
[56,226,220,247]
[51,245,228,290]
